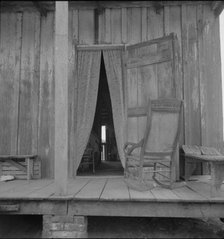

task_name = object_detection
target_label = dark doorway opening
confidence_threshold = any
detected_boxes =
[77,53,123,176]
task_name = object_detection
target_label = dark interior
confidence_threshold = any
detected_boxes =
[77,54,123,176]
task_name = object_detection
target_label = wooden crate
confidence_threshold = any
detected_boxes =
[0,159,41,179]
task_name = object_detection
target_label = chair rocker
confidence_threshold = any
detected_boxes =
[124,98,185,191]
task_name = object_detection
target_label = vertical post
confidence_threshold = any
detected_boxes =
[54,1,68,195]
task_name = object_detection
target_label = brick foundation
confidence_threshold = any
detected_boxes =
[42,215,88,238]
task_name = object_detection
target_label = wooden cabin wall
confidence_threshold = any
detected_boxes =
[0,11,55,178]
[68,3,223,176]
[0,2,222,178]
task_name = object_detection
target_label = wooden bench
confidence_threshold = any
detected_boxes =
[181,145,224,196]
[0,155,38,180]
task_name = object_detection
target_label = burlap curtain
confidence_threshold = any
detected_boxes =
[74,49,101,171]
[103,49,127,167]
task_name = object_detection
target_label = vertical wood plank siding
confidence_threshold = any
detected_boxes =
[0,2,222,178]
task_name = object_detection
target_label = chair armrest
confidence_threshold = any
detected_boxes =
[123,139,143,155]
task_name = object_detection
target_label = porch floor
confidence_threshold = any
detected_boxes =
[0,175,224,218]
[0,175,223,201]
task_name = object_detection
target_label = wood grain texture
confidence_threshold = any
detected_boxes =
[54,1,68,195]
[68,9,78,178]
[182,5,201,147]
[79,9,95,44]
[111,8,122,44]
[18,12,40,156]
[0,13,22,155]
[100,177,130,200]
[127,7,142,44]
[38,12,54,179]
[198,4,223,152]
[75,178,107,199]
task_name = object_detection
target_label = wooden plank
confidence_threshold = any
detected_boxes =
[79,9,95,44]
[27,181,56,198]
[129,187,155,201]
[127,54,171,69]
[200,146,222,156]
[75,178,107,199]
[186,181,211,199]
[199,4,223,152]
[0,204,19,212]
[38,12,54,179]
[182,145,201,155]
[54,1,68,195]
[164,5,182,97]
[0,180,52,198]
[187,179,224,201]
[157,61,174,98]
[141,7,147,42]
[127,7,141,44]
[182,4,202,176]
[182,5,201,147]
[147,7,164,40]
[0,180,29,194]
[68,200,224,218]
[100,177,130,200]
[68,1,211,10]
[121,8,127,43]
[18,12,40,155]
[128,107,147,117]
[6,159,26,172]
[0,13,22,155]
[67,177,90,196]
[172,185,205,201]
[111,8,122,44]
[151,187,180,201]
[164,6,183,180]
[98,8,105,43]
[68,9,78,178]
[103,8,111,43]
[126,6,141,149]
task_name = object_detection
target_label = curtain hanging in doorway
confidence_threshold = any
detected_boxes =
[103,49,127,167]
[74,49,101,171]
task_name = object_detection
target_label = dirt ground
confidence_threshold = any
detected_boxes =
[0,215,224,238]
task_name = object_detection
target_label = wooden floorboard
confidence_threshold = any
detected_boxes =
[187,181,224,201]
[172,186,205,201]
[100,177,130,200]
[0,180,29,194]
[75,178,107,199]
[27,181,56,199]
[151,187,180,201]
[69,177,91,197]
[0,180,52,199]
[129,187,156,201]
[0,176,223,204]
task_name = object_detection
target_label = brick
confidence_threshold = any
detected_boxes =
[73,216,87,225]
[50,222,64,231]
[64,223,87,232]
[43,215,53,224]
[51,231,87,238]
[51,215,74,223]
[42,228,52,238]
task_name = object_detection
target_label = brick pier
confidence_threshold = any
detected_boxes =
[42,215,88,238]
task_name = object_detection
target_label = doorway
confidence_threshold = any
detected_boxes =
[77,54,124,176]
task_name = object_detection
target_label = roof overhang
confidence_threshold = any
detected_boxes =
[0,1,223,17]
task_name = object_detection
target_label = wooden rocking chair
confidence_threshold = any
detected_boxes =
[124,98,185,191]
